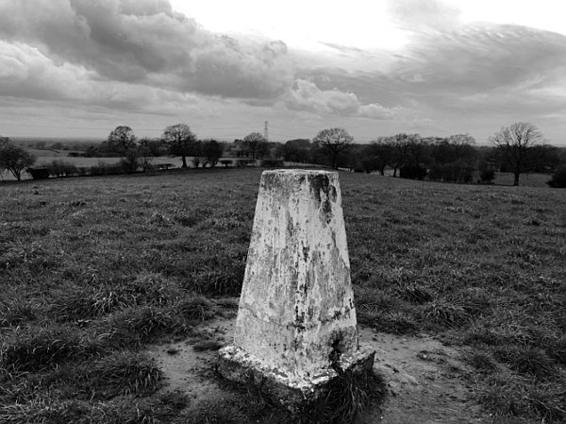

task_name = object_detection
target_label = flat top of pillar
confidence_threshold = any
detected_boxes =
[262,169,337,176]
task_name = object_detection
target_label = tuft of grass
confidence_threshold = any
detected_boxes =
[0,299,37,327]
[300,369,386,424]
[176,296,216,323]
[358,309,418,335]
[49,286,126,322]
[33,351,163,401]
[455,287,492,317]
[493,345,555,379]
[118,273,183,307]
[462,325,508,347]
[466,351,498,373]
[49,274,182,322]
[420,300,470,328]
[96,295,218,349]
[101,306,184,348]
[186,269,244,297]
[547,335,566,366]
[480,373,566,422]
[80,351,163,400]
[0,391,189,424]
[354,287,402,313]
[0,326,99,372]
[398,284,433,304]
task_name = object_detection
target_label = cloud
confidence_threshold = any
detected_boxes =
[402,24,566,85]
[285,80,358,114]
[0,41,96,101]
[389,24,566,116]
[182,39,292,99]
[359,103,396,119]
[285,20,566,141]
[0,40,204,116]
[0,0,293,99]
[304,23,566,112]
[284,79,396,119]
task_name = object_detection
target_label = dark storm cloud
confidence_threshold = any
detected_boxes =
[0,0,293,99]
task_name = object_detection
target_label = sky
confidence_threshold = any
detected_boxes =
[0,0,565,144]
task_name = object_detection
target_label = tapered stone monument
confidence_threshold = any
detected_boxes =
[218,169,374,409]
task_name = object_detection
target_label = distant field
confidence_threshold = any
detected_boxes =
[0,149,557,188]
[493,171,553,187]
[34,155,181,169]
[0,169,565,423]
[11,137,101,145]
[0,151,183,181]
[27,148,182,167]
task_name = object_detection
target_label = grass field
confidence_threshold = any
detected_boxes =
[0,148,183,181]
[1,168,565,423]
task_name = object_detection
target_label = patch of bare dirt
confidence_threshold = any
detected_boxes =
[358,329,487,423]
[147,317,235,412]
[148,316,490,423]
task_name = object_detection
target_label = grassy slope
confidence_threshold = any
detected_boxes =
[0,169,565,423]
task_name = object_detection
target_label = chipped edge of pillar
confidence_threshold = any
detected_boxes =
[217,345,376,413]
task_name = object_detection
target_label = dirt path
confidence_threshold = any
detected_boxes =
[148,317,490,423]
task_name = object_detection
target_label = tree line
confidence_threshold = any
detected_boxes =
[85,124,224,171]
[281,123,565,187]
[1,122,566,187]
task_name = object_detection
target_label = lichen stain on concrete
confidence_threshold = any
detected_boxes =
[219,170,373,406]
[308,173,337,225]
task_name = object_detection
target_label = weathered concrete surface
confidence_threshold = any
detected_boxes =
[219,344,375,410]
[218,169,374,407]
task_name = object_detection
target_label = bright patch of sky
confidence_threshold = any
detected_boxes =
[171,0,407,51]
[171,0,566,49]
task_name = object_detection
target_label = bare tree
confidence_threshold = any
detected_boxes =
[313,128,353,169]
[388,134,413,177]
[490,122,543,186]
[242,132,268,160]
[447,133,476,146]
[162,124,197,168]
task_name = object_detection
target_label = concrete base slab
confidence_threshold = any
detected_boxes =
[217,345,376,412]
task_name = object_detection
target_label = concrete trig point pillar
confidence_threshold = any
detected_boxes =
[218,169,374,408]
